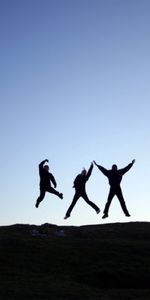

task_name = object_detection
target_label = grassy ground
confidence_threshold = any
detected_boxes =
[0,222,150,299]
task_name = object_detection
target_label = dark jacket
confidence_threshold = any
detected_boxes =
[73,164,93,192]
[39,161,56,189]
[97,163,133,187]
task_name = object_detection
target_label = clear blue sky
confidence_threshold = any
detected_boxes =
[0,0,150,226]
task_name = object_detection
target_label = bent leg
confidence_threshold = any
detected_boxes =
[35,190,46,208]
[116,187,130,216]
[82,192,100,213]
[103,188,115,215]
[47,187,63,199]
[65,193,80,218]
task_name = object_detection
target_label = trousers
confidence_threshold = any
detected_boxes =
[103,186,129,215]
[66,190,99,217]
[37,186,60,204]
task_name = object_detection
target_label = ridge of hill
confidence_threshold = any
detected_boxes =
[0,222,150,300]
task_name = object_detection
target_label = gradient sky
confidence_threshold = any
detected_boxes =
[0,0,150,226]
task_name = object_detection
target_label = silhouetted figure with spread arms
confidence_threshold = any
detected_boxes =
[35,159,63,208]
[64,162,100,219]
[94,159,135,219]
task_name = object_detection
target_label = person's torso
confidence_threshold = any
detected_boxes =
[108,170,123,187]
[40,169,51,188]
[74,175,86,191]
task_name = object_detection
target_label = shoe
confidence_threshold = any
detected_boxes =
[64,215,70,220]
[59,193,63,199]
[35,200,40,208]
[102,214,108,219]
[125,213,131,217]
[96,208,100,214]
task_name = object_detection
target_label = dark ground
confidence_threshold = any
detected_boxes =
[0,222,150,300]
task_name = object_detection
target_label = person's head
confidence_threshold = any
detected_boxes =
[112,164,118,171]
[81,168,87,176]
[43,165,49,172]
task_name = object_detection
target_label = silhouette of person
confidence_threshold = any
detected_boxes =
[35,159,63,208]
[93,159,135,219]
[64,162,100,219]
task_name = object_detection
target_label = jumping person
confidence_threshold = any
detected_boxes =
[64,162,100,219]
[35,159,63,208]
[93,159,135,219]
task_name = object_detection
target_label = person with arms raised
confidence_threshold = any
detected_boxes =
[64,162,100,219]
[94,159,135,219]
[35,159,63,208]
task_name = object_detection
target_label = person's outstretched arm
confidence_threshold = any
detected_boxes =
[93,160,108,176]
[86,162,94,181]
[39,159,49,171]
[120,159,136,175]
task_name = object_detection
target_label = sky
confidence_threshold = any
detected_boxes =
[0,0,150,226]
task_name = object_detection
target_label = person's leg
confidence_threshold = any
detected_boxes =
[82,192,100,214]
[116,187,130,216]
[47,187,63,199]
[64,193,80,219]
[35,190,46,208]
[102,188,115,218]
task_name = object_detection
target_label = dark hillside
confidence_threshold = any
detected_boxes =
[0,222,150,300]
